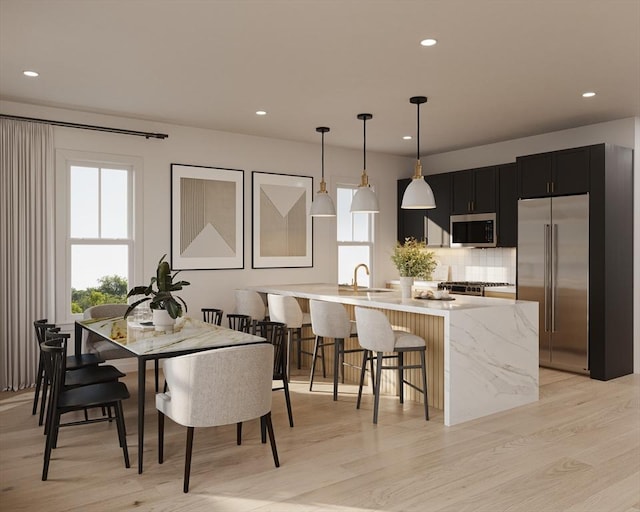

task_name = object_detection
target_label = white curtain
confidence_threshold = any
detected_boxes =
[0,119,54,391]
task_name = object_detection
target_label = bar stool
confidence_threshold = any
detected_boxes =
[309,300,363,401]
[227,313,251,333]
[201,308,223,325]
[234,290,268,333]
[354,306,429,424]
[266,294,313,375]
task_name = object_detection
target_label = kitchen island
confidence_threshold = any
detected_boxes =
[251,283,538,426]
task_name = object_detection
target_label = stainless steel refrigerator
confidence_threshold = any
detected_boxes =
[517,194,589,374]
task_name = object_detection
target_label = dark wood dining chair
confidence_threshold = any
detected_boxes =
[201,308,223,325]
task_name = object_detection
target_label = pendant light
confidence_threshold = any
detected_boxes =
[350,113,379,213]
[309,126,336,217]
[401,96,436,209]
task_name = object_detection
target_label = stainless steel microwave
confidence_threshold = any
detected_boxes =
[450,213,497,247]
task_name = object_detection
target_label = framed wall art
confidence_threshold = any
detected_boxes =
[252,171,313,268]
[171,163,244,270]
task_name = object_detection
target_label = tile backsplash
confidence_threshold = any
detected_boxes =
[431,247,516,283]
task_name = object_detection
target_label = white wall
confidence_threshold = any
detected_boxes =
[1,100,412,320]
[422,117,639,374]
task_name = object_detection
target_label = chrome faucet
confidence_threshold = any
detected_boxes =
[353,263,370,292]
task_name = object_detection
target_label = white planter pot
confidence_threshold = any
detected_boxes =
[153,309,176,331]
[399,276,414,299]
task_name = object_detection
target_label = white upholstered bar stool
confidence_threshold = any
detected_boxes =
[234,290,268,333]
[354,306,429,424]
[267,294,313,376]
[309,299,362,401]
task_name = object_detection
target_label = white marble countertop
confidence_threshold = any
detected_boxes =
[250,283,529,317]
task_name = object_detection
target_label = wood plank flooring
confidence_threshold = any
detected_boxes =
[1,368,639,511]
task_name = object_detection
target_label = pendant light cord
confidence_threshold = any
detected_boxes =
[321,130,325,179]
[362,116,367,170]
[416,102,420,160]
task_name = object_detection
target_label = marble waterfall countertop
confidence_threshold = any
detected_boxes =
[250,283,539,426]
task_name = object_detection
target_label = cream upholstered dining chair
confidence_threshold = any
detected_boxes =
[267,294,313,374]
[83,304,131,360]
[156,343,280,493]
[308,300,363,401]
[354,307,429,424]
[234,289,268,332]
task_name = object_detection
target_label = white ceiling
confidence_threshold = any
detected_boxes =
[1,0,639,157]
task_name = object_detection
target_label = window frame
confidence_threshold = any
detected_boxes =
[55,150,143,324]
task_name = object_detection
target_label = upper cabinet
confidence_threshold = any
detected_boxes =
[397,173,450,247]
[450,166,496,214]
[517,146,590,198]
[497,163,517,247]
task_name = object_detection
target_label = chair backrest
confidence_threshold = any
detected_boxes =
[201,308,223,325]
[309,300,351,339]
[255,321,287,379]
[267,294,303,328]
[83,304,129,347]
[227,313,251,333]
[34,319,55,345]
[354,307,396,353]
[40,335,68,405]
[161,343,274,428]
[234,290,267,322]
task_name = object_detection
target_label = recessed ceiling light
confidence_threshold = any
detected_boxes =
[23,70,39,77]
[256,110,267,116]
[403,136,413,140]
[582,91,596,98]
[420,38,437,47]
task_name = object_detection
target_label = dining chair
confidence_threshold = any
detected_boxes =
[40,336,130,481]
[32,320,104,425]
[308,300,364,401]
[201,308,223,325]
[227,313,251,333]
[156,343,279,493]
[255,321,294,429]
[354,307,429,424]
[266,294,314,373]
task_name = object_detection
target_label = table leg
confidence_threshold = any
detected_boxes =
[138,358,146,474]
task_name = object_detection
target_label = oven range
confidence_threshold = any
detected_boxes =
[438,281,511,296]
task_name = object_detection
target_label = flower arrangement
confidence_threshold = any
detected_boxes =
[391,237,437,279]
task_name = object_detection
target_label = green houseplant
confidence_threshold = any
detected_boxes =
[391,238,437,298]
[124,254,190,321]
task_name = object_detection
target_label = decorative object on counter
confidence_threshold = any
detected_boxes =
[309,127,336,217]
[391,237,437,298]
[124,254,190,330]
[170,163,244,270]
[252,171,313,268]
[350,113,379,214]
[401,96,436,209]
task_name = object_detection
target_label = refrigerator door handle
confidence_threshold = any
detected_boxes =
[552,223,558,333]
[544,223,551,332]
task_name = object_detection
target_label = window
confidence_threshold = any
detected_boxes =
[336,185,373,287]
[56,151,142,322]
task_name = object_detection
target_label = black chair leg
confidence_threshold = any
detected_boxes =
[42,410,60,481]
[373,352,383,424]
[333,339,340,401]
[237,422,243,445]
[420,350,429,421]
[158,411,164,464]
[38,377,49,426]
[296,328,302,369]
[115,401,130,468]
[260,416,267,443]
[282,375,294,427]
[264,413,280,468]
[398,352,404,404]
[320,339,326,378]
[356,350,369,409]
[184,427,195,493]
[309,336,321,391]
[32,355,44,415]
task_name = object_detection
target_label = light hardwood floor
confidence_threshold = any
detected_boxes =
[1,368,639,512]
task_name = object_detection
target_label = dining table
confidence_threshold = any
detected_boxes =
[74,315,266,474]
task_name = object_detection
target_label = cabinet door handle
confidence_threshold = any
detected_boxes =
[551,181,555,193]
[546,182,550,194]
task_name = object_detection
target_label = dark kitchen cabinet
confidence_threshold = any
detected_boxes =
[450,166,496,214]
[397,173,450,247]
[497,163,517,247]
[518,146,590,198]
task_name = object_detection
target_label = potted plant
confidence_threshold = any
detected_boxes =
[124,254,190,329]
[391,237,437,298]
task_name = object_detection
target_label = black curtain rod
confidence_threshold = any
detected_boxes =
[0,113,168,139]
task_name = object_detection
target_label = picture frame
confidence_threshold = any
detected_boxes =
[171,163,244,270]
[252,171,313,268]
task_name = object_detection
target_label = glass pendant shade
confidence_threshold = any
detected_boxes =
[401,96,437,209]
[350,113,379,214]
[310,126,336,217]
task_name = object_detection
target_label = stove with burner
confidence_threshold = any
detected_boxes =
[438,281,511,296]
